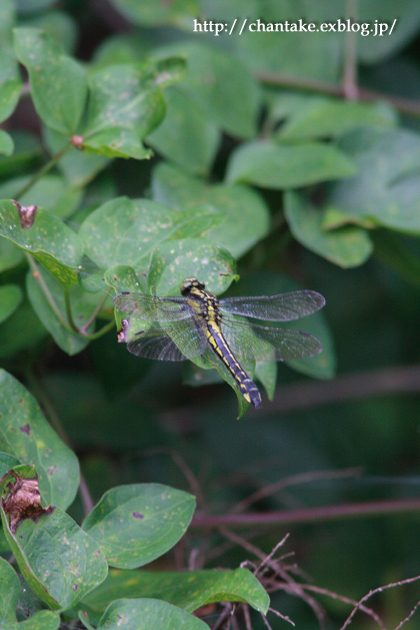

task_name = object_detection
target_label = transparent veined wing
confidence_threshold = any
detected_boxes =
[219,290,325,321]
[114,292,190,323]
[126,318,205,361]
[220,314,323,362]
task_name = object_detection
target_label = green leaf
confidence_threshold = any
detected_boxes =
[157,42,259,138]
[0,284,22,324]
[226,140,357,189]
[147,86,220,175]
[0,200,83,286]
[147,238,237,296]
[82,567,269,614]
[0,174,83,219]
[284,190,373,268]
[254,361,277,400]
[79,196,223,271]
[82,62,171,159]
[152,162,271,258]
[13,28,88,134]
[275,96,397,141]
[0,556,20,627]
[108,0,199,26]
[97,599,207,630]
[0,369,80,510]
[24,9,78,55]
[0,47,22,123]
[15,610,60,630]
[327,128,420,234]
[26,269,95,356]
[1,506,108,611]
[0,451,20,477]
[82,484,195,569]
[0,130,14,156]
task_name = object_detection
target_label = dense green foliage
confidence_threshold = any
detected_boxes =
[1,0,420,628]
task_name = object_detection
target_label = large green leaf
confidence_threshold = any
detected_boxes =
[0,200,83,286]
[327,128,420,234]
[14,28,88,134]
[26,269,96,356]
[0,370,79,510]
[0,299,48,359]
[1,505,108,611]
[226,140,357,189]
[147,85,220,175]
[0,284,22,324]
[79,196,223,271]
[109,0,199,26]
[95,599,207,630]
[82,567,269,614]
[0,130,13,156]
[284,190,373,268]
[82,58,185,159]
[82,484,195,569]
[156,42,259,138]
[147,238,237,296]
[152,162,270,258]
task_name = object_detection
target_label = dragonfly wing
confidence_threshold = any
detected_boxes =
[221,315,323,362]
[126,318,205,361]
[220,290,325,321]
[114,293,190,322]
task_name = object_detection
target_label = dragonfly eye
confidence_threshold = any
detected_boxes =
[180,277,205,296]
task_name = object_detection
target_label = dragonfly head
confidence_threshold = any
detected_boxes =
[180,277,205,296]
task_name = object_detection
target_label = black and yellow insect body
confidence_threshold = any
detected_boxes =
[114,277,325,408]
[180,278,262,407]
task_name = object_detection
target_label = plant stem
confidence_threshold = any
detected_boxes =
[79,291,109,334]
[26,254,75,333]
[64,287,79,332]
[191,497,420,529]
[257,70,420,118]
[14,145,71,200]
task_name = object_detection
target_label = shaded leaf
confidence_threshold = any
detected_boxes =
[0,47,23,123]
[226,141,357,189]
[1,506,108,611]
[26,269,95,356]
[0,369,79,510]
[328,127,420,234]
[152,162,270,258]
[0,299,48,359]
[82,567,269,614]
[0,284,22,324]
[0,556,20,627]
[14,28,88,134]
[109,0,199,26]
[96,598,207,630]
[284,191,373,268]
[82,484,195,569]
[147,86,220,175]
[0,130,13,156]
[274,96,397,141]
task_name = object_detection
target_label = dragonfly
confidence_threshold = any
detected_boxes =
[114,278,325,408]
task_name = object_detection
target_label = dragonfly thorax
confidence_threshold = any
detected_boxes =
[180,277,205,297]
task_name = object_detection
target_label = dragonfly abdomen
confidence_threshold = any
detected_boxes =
[205,321,262,408]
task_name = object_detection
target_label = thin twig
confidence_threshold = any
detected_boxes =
[340,575,420,630]
[14,146,71,200]
[192,497,420,529]
[257,70,420,118]
[229,467,363,514]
